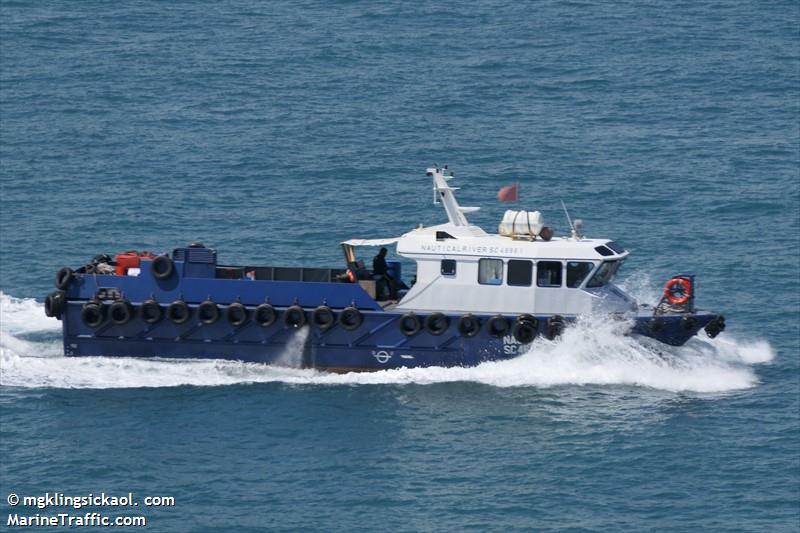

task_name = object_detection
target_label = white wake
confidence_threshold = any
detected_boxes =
[0,292,774,392]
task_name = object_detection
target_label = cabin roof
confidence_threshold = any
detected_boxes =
[395,223,627,261]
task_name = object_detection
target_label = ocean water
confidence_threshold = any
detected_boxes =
[1,1,798,531]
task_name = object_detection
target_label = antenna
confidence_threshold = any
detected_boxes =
[561,200,577,239]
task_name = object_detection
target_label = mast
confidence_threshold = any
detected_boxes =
[428,166,479,227]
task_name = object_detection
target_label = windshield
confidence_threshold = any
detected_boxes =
[586,260,622,288]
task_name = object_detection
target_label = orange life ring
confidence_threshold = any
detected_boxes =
[664,277,692,305]
[346,269,357,283]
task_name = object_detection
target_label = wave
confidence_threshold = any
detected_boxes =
[0,292,773,392]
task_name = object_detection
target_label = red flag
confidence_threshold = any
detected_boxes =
[497,183,519,202]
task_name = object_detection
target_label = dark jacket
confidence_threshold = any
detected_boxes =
[372,254,388,276]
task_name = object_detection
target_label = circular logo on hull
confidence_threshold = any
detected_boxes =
[373,350,392,364]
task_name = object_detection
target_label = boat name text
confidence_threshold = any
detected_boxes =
[417,244,523,256]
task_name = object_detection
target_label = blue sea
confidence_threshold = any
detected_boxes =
[1,1,798,531]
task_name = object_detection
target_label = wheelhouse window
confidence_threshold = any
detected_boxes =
[594,245,614,257]
[478,258,503,285]
[536,261,562,287]
[586,261,622,288]
[507,260,533,286]
[566,262,594,288]
[441,259,456,276]
[606,241,625,254]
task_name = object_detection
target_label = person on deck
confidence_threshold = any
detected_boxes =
[372,247,397,300]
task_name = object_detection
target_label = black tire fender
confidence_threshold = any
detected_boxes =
[55,267,74,290]
[151,255,175,280]
[704,315,726,339]
[546,315,565,340]
[399,313,421,336]
[457,314,481,337]
[487,315,510,338]
[254,303,277,327]
[140,299,162,324]
[425,312,449,336]
[339,306,363,331]
[109,299,134,325]
[284,305,306,328]
[81,301,105,328]
[44,293,55,318]
[45,290,67,319]
[312,305,336,331]
[226,302,248,327]
[513,316,539,344]
[167,300,190,324]
[198,300,220,325]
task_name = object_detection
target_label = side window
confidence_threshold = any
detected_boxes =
[441,259,456,276]
[478,258,504,285]
[507,260,533,286]
[536,261,562,287]
[566,262,594,288]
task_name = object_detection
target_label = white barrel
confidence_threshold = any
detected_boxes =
[498,210,544,237]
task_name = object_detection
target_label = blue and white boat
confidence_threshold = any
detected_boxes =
[44,167,725,372]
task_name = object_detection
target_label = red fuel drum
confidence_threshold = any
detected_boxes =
[115,251,154,276]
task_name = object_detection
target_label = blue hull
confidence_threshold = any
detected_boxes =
[49,253,722,372]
